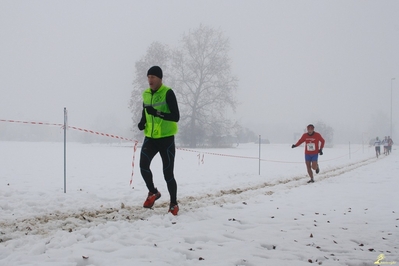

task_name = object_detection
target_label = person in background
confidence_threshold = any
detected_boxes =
[374,137,381,158]
[137,66,180,215]
[292,124,325,183]
[382,136,389,155]
[388,136,393,154]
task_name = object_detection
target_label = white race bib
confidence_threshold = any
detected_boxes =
[307,143,316,151]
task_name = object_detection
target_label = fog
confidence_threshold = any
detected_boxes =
[1,1,398,144]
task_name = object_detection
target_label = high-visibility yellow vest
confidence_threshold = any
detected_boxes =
[143,84,178,138]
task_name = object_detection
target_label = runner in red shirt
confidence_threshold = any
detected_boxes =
[292,124,325,183]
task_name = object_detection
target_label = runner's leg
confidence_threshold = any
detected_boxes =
[158,136,178,205]
[305,161,313,179]
[140,138,159,193]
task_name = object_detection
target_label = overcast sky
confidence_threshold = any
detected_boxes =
[1,0,398,143]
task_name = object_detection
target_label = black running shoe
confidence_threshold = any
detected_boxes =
[307,178,314,183]
[316,165,320,174]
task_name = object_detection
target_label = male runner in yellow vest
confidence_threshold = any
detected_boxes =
[138,66,180,215]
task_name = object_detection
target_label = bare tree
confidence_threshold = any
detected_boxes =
[129,25,238,147]
[170,25,238,147]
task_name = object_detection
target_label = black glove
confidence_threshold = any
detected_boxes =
[319,149,323,155]
[291,144,296,148]
[145,106,157,116]
[138,122,145,131]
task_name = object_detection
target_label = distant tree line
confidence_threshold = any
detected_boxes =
[314,121,334,147]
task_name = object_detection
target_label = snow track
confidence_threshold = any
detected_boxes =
[0,156,378,243]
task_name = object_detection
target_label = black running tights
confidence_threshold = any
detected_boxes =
[139,136,177,205]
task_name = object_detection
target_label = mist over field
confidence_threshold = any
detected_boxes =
[0,1,398,145]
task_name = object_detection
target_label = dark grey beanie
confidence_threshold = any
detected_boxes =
[147,66,163,79]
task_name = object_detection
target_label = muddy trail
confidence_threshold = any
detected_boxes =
[0,156,377,243]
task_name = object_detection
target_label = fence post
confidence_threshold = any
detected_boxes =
[258,135,261,175]
[64,108,67,193]
[349,141,351,160]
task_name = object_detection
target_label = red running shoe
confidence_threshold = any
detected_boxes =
[169,204,179,216]
[143,191,161,208]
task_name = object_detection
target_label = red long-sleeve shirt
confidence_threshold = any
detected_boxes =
[295,132,325,155]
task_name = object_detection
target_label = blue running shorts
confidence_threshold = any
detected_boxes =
[305,154,319,162]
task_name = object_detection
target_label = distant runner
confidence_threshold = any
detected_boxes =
[388,136,393,154]
[292,124,325,183]
[374,137,381,158]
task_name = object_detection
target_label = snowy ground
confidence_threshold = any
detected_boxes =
[0,141,398,266]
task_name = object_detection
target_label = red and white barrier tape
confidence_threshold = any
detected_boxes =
[0,118,136,142]
[1,118,140,186]
[1,118,362,167]
[130,141,139,188]
[67,126,135,142]
[0,119,63,127]
[197,153,204,165]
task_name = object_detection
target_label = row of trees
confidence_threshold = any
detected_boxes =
[313,121,334,147]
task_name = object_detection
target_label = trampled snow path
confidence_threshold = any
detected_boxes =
[0,156,377,243]
[1,141,398,266]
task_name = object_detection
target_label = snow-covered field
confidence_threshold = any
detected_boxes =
[0,141,398,266]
